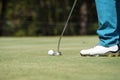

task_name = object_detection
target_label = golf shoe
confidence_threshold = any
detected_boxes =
[80,44,120,57]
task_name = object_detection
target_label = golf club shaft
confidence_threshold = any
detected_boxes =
[57,0,78,52]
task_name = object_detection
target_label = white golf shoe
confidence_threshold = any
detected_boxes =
[80,44,120,56]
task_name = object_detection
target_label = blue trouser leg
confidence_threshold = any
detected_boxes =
[116,0,120,43]
[95,0,120,47]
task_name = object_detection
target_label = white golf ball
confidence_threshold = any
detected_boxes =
[48,50,55,56]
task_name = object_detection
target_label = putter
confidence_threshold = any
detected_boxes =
[57,0,78,55]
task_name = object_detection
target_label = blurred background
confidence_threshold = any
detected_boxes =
[0,0,98,36]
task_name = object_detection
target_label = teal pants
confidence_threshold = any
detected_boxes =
[95,0,120,47]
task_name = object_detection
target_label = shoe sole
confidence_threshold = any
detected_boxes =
[80,51,120,57]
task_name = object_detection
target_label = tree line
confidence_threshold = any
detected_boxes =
[0,0,98,36]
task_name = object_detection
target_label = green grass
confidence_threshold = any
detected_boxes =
[0,36,120,80]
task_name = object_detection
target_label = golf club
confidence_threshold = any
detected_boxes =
[57,0,78,55]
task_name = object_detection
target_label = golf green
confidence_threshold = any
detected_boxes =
[0,36,120,80]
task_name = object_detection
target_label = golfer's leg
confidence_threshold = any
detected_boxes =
[95,0,119,47]
[116,0,120,44]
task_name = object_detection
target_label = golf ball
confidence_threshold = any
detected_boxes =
[48,50,55,56]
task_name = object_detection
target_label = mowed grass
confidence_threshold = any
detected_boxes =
[0,36,120,80]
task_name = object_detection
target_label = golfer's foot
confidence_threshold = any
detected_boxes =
[80,44,120,57]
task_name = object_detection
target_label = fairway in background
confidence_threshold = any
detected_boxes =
[0,36,120,80]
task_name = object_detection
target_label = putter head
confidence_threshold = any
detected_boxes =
[56,52,62,56]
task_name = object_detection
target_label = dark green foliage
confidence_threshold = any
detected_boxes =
[0,0,98,36]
